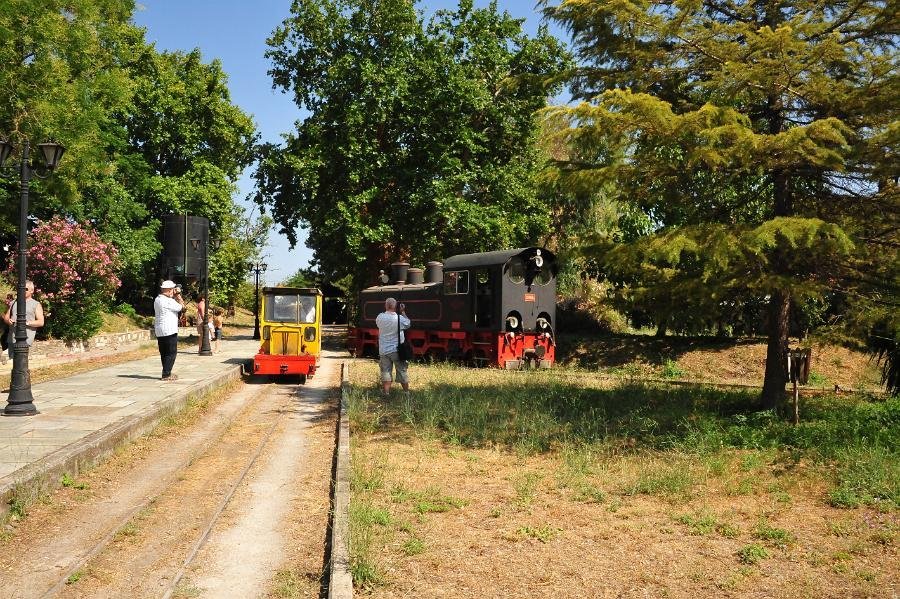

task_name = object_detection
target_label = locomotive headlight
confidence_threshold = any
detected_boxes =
[506,315,519,329]
[536,317,549,330]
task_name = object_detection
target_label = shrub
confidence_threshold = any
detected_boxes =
[7,218,120,342]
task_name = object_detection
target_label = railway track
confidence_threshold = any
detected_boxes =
[2,353,340,599]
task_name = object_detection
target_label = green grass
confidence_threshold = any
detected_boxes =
[349,364,900,509]
[737,544,769,565]
[348,499,387,589]
[516,524,558,543]
[753,520,796,548]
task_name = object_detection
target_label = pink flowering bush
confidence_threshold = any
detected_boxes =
[6,217,121,342]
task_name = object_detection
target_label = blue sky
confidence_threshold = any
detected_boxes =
[133,1,560,284]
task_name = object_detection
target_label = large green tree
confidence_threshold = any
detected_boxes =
[255,0,569,287]
[541,0,898,406]
[0,0,135,228]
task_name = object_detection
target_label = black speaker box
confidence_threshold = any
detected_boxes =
[160,214,209,279]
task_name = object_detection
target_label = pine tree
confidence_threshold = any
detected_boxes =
[541,0,898,407]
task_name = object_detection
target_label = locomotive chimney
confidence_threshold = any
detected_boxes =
[425,261,443,284]
[390,261,409,285]
[407,267,424,285]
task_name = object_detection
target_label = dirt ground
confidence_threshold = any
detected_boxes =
[350,433,898,599]
[0,354,339,598]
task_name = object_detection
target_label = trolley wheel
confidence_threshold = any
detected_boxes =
[298,374,307,385]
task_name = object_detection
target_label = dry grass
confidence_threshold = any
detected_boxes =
[346,359,898,598]
[557,335,883,391]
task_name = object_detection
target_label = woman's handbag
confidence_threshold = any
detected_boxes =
[397,313,413,361]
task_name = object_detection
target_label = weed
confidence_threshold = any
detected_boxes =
[717,522,740,539]
[174,580,203,598]
[772,490,792,504]
[807,372,828,386]
[402,537,426,556]
[516,524,558,543]
[66,570,83,585]
[348,499,386,589]
[413,489,467,514]
[856,569,876,582]
[350,453,385,493]
[512,471,542,509]
[753,520,795,548]
[661,359,684,379]
[739,452,767,472]
[624,462,695,501]
[827,519,854,537]
[272,569,305,598]
[489,507,502,518]
[716,566,753,590]
[390,484,413,503]
[869,529,895,545]
[737,544,769,565]
[676,512,718,536]
[115,521,139,540]
[572,483,606,503]
[60,473,88,490]
[7,496,26,521]
[828,447,899,509]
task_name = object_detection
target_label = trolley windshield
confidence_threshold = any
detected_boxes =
[264,294,317,324]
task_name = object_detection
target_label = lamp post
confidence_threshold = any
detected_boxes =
[250,261,267,340]
[0,138,65,416]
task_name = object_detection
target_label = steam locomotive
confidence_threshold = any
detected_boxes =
[348,247,557,368]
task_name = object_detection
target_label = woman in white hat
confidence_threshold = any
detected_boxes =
[154,280,184,381]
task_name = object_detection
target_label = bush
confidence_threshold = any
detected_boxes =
[7,218,121,343]
[556,280,628,334]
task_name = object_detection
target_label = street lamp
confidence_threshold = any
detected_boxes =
[250,261,267,340]
[0,137,65,416]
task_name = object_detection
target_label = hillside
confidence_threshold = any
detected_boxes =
[556,334,884,392]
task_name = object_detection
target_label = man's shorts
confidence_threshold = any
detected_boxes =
[379,351,409,384]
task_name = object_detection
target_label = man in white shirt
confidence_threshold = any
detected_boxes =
[154,280,184,381]
[375,297,411,396]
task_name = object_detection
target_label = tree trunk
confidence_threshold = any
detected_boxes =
[761,289,790,410]
[655,316,668,337]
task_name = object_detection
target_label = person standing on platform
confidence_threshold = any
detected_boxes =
[212,309,224,353]
[375,297,411,396]
[196,295,206,352]
[0,292,13,364]
[154,280,184,381]
[2,281,44,364]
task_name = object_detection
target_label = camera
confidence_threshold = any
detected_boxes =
[398,303,405,311]
[174,285,182,294]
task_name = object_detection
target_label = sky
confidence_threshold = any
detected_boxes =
[133,0,562,285]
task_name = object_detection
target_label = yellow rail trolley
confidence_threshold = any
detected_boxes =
[253,286,322,381]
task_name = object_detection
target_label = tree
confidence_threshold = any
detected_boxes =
[541,0,899,407]
[255,0,570,288]
[8,217,120,342]
[0,0,136,234]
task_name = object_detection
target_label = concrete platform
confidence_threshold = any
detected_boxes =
[0,335,262,515]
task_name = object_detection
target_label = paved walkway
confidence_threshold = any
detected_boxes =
[0,335,261,491]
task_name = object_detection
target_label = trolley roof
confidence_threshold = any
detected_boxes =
[261,286,322,295]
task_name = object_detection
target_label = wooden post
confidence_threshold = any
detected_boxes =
[793,378,799,425]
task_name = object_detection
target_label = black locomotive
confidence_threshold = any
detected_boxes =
[348,247,557,368]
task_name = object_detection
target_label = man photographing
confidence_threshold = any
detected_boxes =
[154,280,184,381]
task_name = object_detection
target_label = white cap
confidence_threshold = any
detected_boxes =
[160,280,177,289]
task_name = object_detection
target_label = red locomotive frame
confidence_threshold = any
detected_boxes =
[348,326,554,368]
